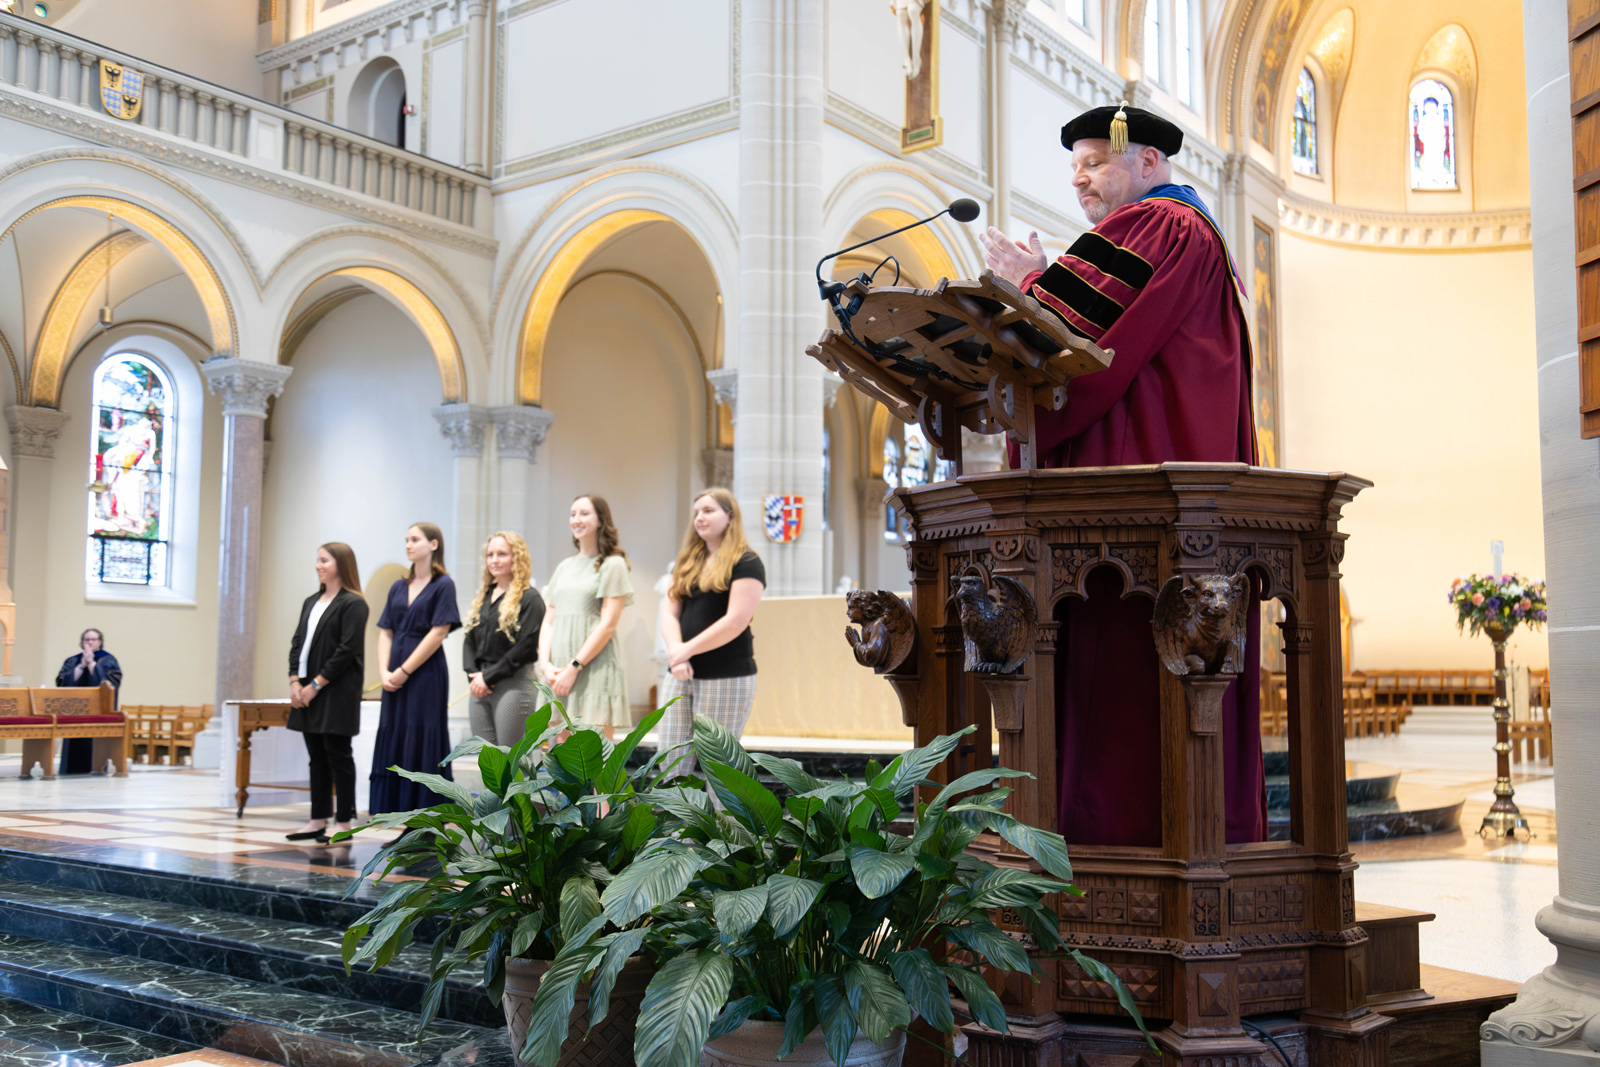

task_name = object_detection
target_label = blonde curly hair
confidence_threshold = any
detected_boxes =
[466,531,534,637]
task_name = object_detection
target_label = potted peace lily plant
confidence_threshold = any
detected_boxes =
[338,702,671,1066]
[521,717,1150,1067]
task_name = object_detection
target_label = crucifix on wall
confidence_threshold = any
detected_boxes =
[895,0,942,152]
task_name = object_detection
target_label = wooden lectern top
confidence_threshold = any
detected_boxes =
[805,270,1113,470]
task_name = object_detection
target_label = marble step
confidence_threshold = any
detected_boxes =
[0,929,494,1067]
[0,875,500,1029]
[0,993,201,1067]
[0,832,382,928]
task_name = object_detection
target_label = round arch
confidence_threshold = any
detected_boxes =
[10,196,237,408]
[304,266,467,403]
[822,162,981,276]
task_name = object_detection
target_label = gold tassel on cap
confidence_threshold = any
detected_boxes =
[1109,100,1130,154]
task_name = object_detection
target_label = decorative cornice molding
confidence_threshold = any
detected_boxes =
[259,0,457,70]
[490,404,553,463]
[200,358,292,418]
[4,404,70,459]
[432,402,490,456]
[706,368,738,423]
[1278,191,1531,252]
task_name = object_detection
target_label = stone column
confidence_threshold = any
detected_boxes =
[462,0,490,174]
[734,0,826,594]
[432,403,490,583]
[4,406,70,685]
[1479,6,1600,1064]
[199,359,291,743]
[988,0,1022,235]
[489,404,553,536]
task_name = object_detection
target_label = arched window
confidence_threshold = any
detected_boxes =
[349,57,407,149]
[86,354,174,586]
[1063,0,1087,27]
[1143,0,1162,84]
[1292,67,1318,175]
[882,437,902,540]
[1174,0,1193,106]
[1409,78,1457,190]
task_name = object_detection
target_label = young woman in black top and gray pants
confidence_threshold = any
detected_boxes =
[659,489,765,774]
[463,531,546,747]
[286,542,369,842]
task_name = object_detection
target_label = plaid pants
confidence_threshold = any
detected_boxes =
[658,673,757,777]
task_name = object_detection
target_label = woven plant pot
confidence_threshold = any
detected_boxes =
[702,1019,907,1067]
[502,954,653,1067]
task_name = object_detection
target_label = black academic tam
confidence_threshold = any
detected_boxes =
[1061,104,1184,156]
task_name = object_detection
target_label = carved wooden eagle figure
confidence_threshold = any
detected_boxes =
[1151,572,1249,676]
[952,570,1036,674]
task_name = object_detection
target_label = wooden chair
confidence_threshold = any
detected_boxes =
[169,705,211,766]
[147,706,181,766]
[2,684,129,778]
[125,705,163,763]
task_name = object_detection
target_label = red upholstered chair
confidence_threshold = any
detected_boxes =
[25,683,130,778]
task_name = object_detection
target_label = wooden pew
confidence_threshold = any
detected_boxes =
[0,684,129,778]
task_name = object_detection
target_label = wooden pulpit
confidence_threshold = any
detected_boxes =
[811,273,1385,1066]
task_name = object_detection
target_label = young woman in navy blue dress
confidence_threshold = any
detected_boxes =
[370,522,461,814]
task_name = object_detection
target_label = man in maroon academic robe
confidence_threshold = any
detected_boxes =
[979,103,1265,847]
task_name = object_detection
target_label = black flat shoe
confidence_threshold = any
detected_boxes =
[285,828,328,841]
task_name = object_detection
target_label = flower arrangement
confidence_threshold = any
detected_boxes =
[1448,573,1548,638]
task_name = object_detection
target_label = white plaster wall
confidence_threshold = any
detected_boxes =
[26,345,223,704]
[426,36,467,167]
[1279,235,1546,670]
[825,0,905,126]
[254,295,459,705]
[53,0,263,97]
[500,0,731,165]
[538,276,704,713]
[1011,71,1089,232]
[937,21,985,172]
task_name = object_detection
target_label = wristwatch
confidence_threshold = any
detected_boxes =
[570,659,584,671]
[309,679,323,691]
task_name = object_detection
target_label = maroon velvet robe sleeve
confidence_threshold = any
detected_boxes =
[1012,199,1258,468]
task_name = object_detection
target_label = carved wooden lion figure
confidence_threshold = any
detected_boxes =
[1152,572,1249,676]
[844,589,915,673]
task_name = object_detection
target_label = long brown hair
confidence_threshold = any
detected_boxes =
[572,494,629,572]
[319,541,362,594]
[408,522,448,579]
[466,531,534,637]
[669,488,751,599]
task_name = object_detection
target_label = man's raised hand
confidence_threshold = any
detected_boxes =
[980,227,1048,287]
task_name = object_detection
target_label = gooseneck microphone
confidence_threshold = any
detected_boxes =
[814,198,981,299]
[815,198,986,392]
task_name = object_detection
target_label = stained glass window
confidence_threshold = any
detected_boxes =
[1143,0,1162,84]
[1409,79,1456,190]
[1175,0,1193,106]
[85,354,172,586]
[1292,68,1318,175]
[882,437,901,540]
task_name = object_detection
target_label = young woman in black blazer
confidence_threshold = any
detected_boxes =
[285,542,369,843]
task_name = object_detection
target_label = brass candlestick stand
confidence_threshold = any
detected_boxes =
[1479,621,1532,838]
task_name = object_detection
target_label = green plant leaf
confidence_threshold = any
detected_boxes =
[708,995,760,1040]
[633,949,735,1067]
[391,767,479,811]
[478,744,511,795]
[966,868,1073,909]
[849,846,916,899]
[587,927,648,1029]
[506,706,555,772]
[691,714,757,778]
[846,959,912,1044]
[443,734,488,764]
[600,708,665,793]
[946,921,1033,973]
[765,874,824,937]
[753,751,825,794]
[889,949,953,1032]
[712,884,771,943]
[944,966,1008,1034]
[888,727,974,798]
[779,983,815,1061]
[813,974,858,1067]
[785,794,826,825]
[509,909,546,959]
[559,876,603,947]
[520,930,606,1067]
[1069,949,1155,1049]
[554,728,605,785]
[601,849,708,926]
[913,852,955,880]
[925,768,1025,820]
[992,815,1074,882]
[704,759,783,837]
[620,803,658,852]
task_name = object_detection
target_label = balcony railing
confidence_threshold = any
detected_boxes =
[0,12,489,235]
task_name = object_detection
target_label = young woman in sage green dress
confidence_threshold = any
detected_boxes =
[538,494,634,738]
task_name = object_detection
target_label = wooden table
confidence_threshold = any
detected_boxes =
[232,700,304,817]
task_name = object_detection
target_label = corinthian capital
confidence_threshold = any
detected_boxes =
[432,403,491,457]
[5,405,71,460]
[707,368,739,424]
[491,405,554,462]
[200,358,293,418]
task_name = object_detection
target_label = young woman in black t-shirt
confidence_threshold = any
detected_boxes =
[659,488,765,774]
